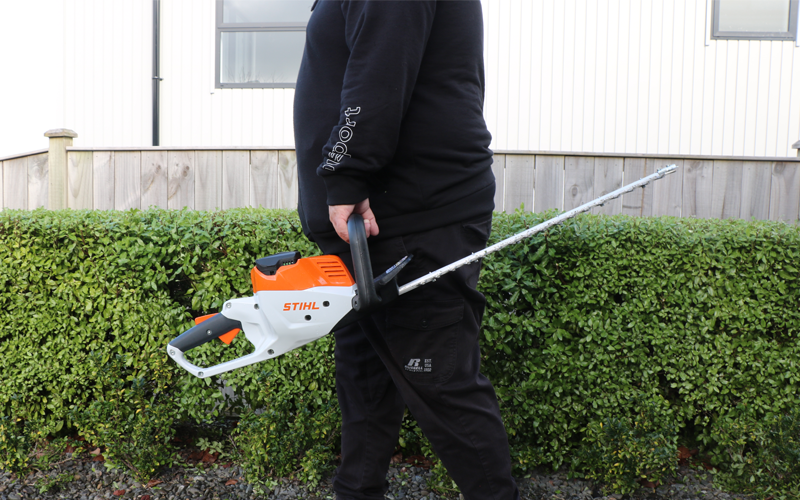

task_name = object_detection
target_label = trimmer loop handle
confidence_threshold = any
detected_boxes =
[347,213,379,312]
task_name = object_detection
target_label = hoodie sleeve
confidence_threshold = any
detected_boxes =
[316,0,437,206]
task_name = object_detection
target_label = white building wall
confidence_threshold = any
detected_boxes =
[482,0,800,157]
[159,0,296,148]
[1,0,798,158]
[0,0,65,157]
[62,0,152,149]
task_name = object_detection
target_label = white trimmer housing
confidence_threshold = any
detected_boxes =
[167,286,356,378]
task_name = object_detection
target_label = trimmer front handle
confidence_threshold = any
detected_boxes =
[348,214,380,312]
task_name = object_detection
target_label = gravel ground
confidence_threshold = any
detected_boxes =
[0,456,753,500]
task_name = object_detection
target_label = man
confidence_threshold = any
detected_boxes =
[294,1,519,499]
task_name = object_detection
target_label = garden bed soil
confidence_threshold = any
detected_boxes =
[0,448,753,500]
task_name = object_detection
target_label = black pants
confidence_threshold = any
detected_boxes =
[332,218,519,500]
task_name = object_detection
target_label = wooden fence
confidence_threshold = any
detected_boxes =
[60,148,299,211]
[491,152,800,222]
[2,134,800,224]
[0,150,49,211]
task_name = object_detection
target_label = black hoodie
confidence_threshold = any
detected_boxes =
[294,0,495,255]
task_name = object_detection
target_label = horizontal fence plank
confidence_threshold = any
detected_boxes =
[0,149,49,163]
[57,147,798,163]
[67,146,296,152]
[490,150,800,162]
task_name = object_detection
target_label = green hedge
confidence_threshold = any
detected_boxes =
[484,214,800,469]
[1,208,799,489]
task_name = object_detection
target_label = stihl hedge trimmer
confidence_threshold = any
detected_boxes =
[167,165,678,378]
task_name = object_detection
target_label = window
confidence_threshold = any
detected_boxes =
[216,0,314,88]
[712,0,798,40]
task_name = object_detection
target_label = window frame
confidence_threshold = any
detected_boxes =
[711,0,799,41]
[215,0,310,89]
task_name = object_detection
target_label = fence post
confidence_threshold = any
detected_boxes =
[45,129,78,210]
[793,140,800,158]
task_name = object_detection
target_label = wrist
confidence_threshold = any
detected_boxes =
[322,175,370,206]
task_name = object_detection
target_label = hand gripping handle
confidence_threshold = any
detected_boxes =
[347,213,379,312]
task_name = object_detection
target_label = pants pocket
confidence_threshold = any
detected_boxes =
[461,217,492,246]
[384,299,464,385]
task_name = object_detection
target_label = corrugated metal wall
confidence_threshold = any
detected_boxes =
[482,0,800,156]
[63,0,152,147]
[159,0,296,148]
[0,0,64,158]
[59,0,296,150]
[48,1,800,157]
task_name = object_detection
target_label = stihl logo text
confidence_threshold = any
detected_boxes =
[283,302,320,311]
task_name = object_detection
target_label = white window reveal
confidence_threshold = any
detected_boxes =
[216,0,315,88]
[712,0,799,40]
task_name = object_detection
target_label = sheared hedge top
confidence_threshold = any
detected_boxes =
[1,208,799,470]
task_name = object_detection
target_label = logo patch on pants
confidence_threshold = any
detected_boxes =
[405,358,432,373]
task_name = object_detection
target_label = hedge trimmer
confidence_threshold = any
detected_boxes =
[167,165,678,378]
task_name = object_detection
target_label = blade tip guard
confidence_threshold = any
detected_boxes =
[658,164,679,176]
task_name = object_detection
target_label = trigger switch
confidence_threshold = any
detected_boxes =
[255,251,301,275]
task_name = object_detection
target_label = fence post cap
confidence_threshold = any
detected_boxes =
[793,140,800,149]
[44,128,78,138]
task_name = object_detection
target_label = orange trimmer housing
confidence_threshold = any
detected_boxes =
[250,256,355,293]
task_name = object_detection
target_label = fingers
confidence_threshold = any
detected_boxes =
[328,199,380,243]
[354,199,380,238]
[329,204,355,243]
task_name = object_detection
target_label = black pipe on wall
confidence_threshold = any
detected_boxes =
[152,0,162,146]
